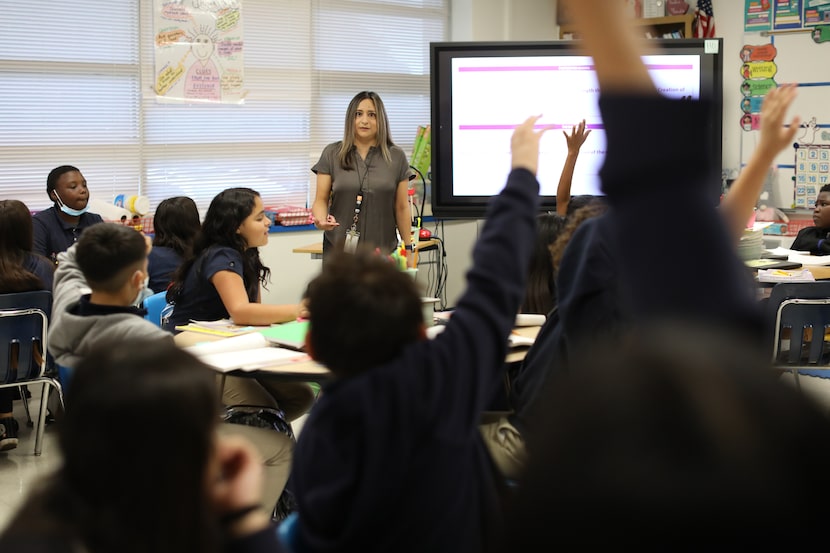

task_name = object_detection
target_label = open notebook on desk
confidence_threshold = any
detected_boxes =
[763,247,830,267]
[184,332,310,372]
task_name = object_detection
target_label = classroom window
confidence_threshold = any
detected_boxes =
[0,0,447,214]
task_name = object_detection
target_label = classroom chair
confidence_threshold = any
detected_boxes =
[766,282,830,392]
[142,290,170,329]
[276,511,301,552]
[0,290,64,455]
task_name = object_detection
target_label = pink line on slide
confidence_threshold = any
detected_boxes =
[458,65,593,72]
[459,124,605,131]
[457,64,692,72]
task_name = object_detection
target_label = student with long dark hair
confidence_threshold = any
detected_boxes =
[32,165,103,264]
[165,187,314,422]
[520,120,591,315]
[311,91,414,265]
[0,339,280,552]
[147,196,201,293]
[0,199,54,451]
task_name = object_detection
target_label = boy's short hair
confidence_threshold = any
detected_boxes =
[75,223,147,293]
[820,183,830,195]
[305,249,423,378]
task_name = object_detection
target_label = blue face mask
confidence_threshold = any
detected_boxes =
[54,191,89,217]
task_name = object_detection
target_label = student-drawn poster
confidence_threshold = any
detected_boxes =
[794,145,830,208]
[745,0,773,32]
[153,0,246,104]
[804,0,830,26]
[774,0,803,29]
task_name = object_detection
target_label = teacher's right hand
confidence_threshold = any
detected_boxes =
[314,214,340,231]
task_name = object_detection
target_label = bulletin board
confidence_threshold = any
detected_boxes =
[739,28,830,210]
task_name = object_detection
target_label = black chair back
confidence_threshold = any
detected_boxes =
[0,290,52,383]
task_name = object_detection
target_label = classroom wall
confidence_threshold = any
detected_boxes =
[693,1,829,210]
[262,0,562,308]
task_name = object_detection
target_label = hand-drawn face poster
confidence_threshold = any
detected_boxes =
[153,0,245,104]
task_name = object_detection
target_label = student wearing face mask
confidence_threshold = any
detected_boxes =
[32,165,104,265]
[49,223,171,371]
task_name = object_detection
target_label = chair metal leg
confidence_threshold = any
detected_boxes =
[34,383,50,456]
[20,385,33,426]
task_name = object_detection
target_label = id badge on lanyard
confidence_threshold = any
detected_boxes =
[344,228,360,253]
[344,193,363,254]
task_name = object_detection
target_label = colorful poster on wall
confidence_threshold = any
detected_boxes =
[745,0,773,31]
[804,0,830,25]
[153,0,246,104]
[794,145,830,208]
[739,44,777,131]
[774,0,803,29]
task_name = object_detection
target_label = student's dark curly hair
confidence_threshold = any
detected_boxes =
[551,201,609,274]
[169,188,270,302]
[304,248,423,378]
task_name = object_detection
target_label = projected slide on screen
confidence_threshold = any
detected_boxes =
[450,55,701,197]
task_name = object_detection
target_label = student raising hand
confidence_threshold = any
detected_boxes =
[720,84,800,240]
[511,115,552,175]
[757,84,800,157]
[557,119,591,216]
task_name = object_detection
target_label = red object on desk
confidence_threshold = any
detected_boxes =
[419,228,432,240]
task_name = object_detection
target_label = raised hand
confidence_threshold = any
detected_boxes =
[757,84,800,158]
[564,119,591,154]
[511,115,553,176]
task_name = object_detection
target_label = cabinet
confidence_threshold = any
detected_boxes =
[559,14,695,40]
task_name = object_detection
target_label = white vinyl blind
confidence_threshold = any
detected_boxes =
[0,0,447,214]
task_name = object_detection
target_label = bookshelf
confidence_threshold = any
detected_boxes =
[559,14,695,40]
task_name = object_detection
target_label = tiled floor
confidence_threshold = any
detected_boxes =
[0,387,61,533]
[0,386,309,534]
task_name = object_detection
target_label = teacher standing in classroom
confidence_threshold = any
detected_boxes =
[311,91,415,266]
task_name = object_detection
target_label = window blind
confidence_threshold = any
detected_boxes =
[0,0,447,215]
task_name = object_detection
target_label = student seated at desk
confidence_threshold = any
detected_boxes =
[502,1,830,545]
[520,120,591,316]
[0,200,55,451]
[33,165,104,265]
[147,196,200,293]
[165,188,314,423]
[49,222,296,515]
[284,115,550,553]
[791,183,830,255]
[49,223,172,369]
[0,339,280,553]
[491,47,801,483]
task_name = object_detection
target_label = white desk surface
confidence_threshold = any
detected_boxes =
[175,323,541,376]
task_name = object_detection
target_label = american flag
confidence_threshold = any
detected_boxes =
[694,0,716,38]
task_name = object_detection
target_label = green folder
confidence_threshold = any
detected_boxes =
[259,320,309,351]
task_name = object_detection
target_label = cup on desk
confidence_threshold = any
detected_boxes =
[421,297,439,327]
[405,268,418,280]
